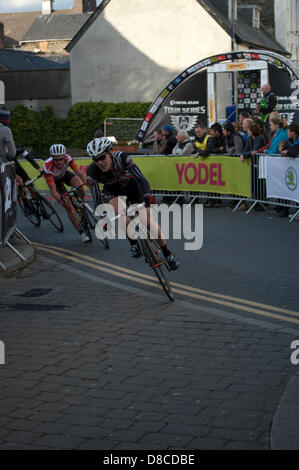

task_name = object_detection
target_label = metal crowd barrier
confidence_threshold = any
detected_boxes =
[145,153,299,223]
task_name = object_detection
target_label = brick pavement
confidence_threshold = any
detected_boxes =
[0,254,297,450]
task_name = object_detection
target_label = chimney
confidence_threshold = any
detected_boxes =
[73,0,97,13]
[0,23,4,49]
[42,0,54,15]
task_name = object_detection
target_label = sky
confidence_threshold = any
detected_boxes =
[0,0,102,13]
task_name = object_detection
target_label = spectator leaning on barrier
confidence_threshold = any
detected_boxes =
[240,123,266,162]
[160,125,177,155]
[223,122,244,154]
[193,124,213,157]
[172,130,195,156]
[241,118,253,143]
[209,123,226,154]
[153,128,165,154]
[263,117,288,154]
[280,123,299,158]
[0,107,16,163]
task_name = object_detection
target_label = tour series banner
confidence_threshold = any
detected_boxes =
[19,155,251,197]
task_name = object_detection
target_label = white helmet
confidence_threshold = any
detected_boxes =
[50,144,66,156]
[87,137,113,159]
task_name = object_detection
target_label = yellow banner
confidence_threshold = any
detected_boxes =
[20,155,251,197]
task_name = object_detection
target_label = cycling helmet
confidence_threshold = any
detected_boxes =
[50,144,66,156]
[87,137,113,159]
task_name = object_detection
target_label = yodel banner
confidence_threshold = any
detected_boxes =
[20,155,251,197]
[265,156,299,204]
[0,161,17,245]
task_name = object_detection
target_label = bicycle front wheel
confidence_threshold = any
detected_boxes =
[139,238,174,301]
[18,197,41,227]
[39,196,64,233]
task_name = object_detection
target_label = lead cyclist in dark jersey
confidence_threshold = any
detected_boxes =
[86,137,180,270]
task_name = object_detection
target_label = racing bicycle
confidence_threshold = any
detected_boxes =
[101,202,174,301]
[62,185,109,250]
[18,174,64,232]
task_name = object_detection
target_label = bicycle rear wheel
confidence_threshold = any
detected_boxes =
[18,197,41,227]
[85,210,109,249]
[39,196,64,233]
[139,238,174,301]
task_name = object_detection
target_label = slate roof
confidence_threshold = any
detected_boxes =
[0,12,40,48]
[21,13,92,42]
[66,0,287,55]
[0,49,70,71]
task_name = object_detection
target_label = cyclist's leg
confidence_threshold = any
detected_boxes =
[68,172,85,200]
[56,180,81,232]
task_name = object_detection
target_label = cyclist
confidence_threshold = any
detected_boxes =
[15,146,43,199]
[43,144,90,243]
[86,137,180,270]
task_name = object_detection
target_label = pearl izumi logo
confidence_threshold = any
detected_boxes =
[285,167,297,190]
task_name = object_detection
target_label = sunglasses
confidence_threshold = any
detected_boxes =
[93,153,107,162]
[53,157,65,162]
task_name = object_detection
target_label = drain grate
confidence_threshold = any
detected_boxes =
[16,288,53,298]
[0,303,68,311]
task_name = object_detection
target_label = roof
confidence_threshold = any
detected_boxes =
[0,11,40,48]
[197,0,288,55]
[0,49,70,71]
[21,12,92,42]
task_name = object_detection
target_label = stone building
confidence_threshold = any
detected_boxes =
[66,0,288,104]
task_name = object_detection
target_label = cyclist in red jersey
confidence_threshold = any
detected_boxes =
[43,144,89,243]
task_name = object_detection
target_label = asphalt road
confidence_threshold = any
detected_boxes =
[16,197,299,332]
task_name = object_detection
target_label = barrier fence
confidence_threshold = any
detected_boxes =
[0,161,16,246]
[19,153,299,223]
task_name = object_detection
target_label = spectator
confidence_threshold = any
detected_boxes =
[240,123,266,162]
[172,130,194,156]
[223,122,244,154]
[0,107,16,163]
[280,123,299,157]
[263,117,288,154]
[233,121,243,133]
[153,128,164,154]
[160,125,177,155]
[252,116,268,143]
[241,117,253,143]
[256,84,278,138]
[209,122,226,154]
[278,140,287,154]
[193,124,213,157]
[94,128,104,138]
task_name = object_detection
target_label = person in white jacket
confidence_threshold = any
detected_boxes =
[172,130,194,156]
[0,107,16,163]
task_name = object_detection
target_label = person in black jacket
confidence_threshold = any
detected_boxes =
[280,123,299,158]
[223,122,244,154]
[209,122,225,154]
[160,125,177,155]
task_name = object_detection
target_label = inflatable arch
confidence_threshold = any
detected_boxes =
[137,50,299,147]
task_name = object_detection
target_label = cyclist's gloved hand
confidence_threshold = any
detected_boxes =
[144,194,156,207]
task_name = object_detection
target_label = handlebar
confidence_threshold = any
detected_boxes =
[62,183,87,199]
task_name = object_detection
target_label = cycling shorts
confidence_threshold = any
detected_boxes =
[103,180,147,205]
[55,171,76,193]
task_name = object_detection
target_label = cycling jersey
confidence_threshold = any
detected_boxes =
[86,151,151,206]
[43,154,80,186]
